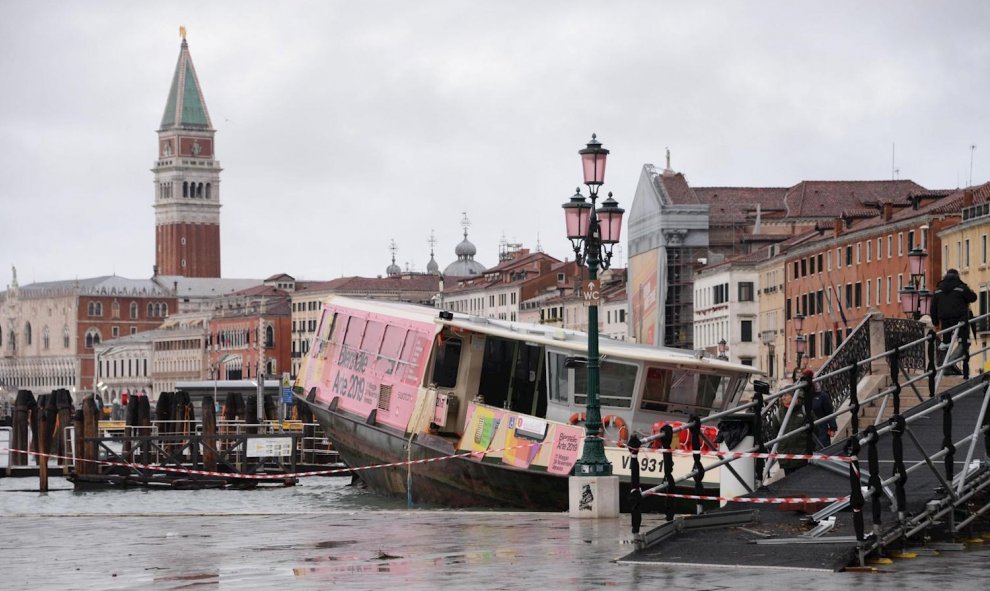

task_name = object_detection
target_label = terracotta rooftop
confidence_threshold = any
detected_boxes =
[692,187,790,224]
[782,180,927,218]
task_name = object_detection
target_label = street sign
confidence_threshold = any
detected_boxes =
[246,437,292,457]
[582,280,601,305]
[281,372,293,403]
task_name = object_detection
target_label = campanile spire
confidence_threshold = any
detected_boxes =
[153,31,222,278]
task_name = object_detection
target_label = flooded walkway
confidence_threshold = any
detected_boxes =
[2,476,989,590]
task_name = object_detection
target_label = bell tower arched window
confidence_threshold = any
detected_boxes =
[265,325,274,347]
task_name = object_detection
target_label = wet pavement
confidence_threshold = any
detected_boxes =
[2,476,989,590]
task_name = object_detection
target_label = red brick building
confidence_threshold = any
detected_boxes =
[782,189,963,372]
[207,284,292,381]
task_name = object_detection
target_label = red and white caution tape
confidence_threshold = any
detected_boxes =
[642,491,850,504]
[0,438,547,481]
[614,440,854,463]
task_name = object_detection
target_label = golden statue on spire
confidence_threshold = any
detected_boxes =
[179,26,187,40]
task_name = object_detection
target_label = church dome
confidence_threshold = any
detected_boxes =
[386,262,401,277]
[454,237,477,257]
[427,255,439,274]
[443,213,487,277]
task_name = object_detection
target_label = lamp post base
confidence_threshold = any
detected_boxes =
[568,475,619,519]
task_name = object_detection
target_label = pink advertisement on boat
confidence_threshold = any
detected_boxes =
[547,425,584,475]
[313,305,436,431]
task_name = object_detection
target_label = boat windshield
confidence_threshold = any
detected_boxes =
[639,366,737,414]
[549,352,638,408]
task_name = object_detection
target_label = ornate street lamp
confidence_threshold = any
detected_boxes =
[795,334,807,370]
[899,247,931,320]
[562,134,625,477]
[794,313,805,334]
[717,338,728,360]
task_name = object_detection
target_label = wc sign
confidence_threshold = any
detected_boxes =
[582,280,601,305]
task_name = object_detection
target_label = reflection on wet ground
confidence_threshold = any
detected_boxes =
[2,476,989,590]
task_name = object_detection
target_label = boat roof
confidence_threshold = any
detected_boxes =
[323,295,762,376]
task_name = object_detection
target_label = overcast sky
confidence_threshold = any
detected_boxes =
[2,1,989,287]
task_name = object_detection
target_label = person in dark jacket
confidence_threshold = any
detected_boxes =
[930,269,977,374]
[802,369,837,449]
[769,389,815,475]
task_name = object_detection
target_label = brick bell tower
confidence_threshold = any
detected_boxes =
[153,30,222,278]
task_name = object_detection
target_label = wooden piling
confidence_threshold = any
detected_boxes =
[73,409,85,475]
[83,396,99,475]
[28,393,40,465]
[38,403,49,492]
[55,389,73,462]
[12,390,34,466]
[138,394,151,465]
[202,395,217,472]
[123,395,139,459]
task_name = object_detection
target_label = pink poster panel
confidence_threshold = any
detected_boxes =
[546,424,585,475]
[316,304,437,432]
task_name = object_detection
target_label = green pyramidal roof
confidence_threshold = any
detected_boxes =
[160,39,212,130]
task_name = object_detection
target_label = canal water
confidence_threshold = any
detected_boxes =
[1,475,988,590]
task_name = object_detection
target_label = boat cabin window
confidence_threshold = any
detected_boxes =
[431,336,462,388]
[478,337,547,416]
[640,366,734,414]
[548,352,637,409]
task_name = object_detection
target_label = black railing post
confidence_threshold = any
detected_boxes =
[927,330,938,398]
[891,415,908,522]
[801,377,815,456]
[865,426,883,542]
[848,364,860,437]
[689,415,705,515]
[628,434,642,535]
[659,424,675,521]
[889,346,902,416]
[846,438,865,542]
[941,392,955,487]
[751,385,766,485]
[961,320,971,378]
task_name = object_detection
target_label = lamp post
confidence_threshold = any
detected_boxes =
[899,247,931,320]
[793,313,806,374]
[760,329,776,383]
[795,334,807,371]
[717,338,728,361]
[562,133,625,478]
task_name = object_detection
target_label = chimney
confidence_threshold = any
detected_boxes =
[964,189,974,208]
[883,202,893,221]
[833,217,844,238]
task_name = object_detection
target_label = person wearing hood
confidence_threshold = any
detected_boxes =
[930,268,977,375]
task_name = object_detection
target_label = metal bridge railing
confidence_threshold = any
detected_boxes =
[628,311,990,565]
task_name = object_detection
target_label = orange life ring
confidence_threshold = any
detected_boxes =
[568,412,586,425]
[679,425,720,452]
[601,414,630,447]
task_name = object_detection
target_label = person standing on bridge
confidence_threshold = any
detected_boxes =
[769,389,814,475]
[802,369,837,449]
[931,269,976,375]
